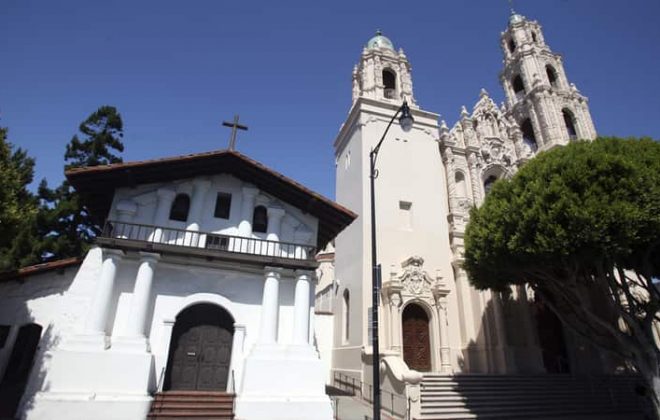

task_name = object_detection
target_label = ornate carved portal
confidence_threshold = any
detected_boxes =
[402,304,431,372]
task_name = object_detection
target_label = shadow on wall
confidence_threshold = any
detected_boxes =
[0,271,75,419]
[454,288,620,375]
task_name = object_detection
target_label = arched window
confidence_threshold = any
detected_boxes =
[383,69,396,99]
[512,75,525,100]
[343,290,350,343]
[521,118,538,151]
[546,65,558,88]
[508,38,516,53]
[531,31,538,43]
[484,175,498,196]
[252,205,268,233]
[169,194,190,222]
[455,172,468,197]
[562,109,578,140]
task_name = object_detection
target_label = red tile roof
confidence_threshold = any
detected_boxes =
[65,149,356,248]
[0,257,82,282]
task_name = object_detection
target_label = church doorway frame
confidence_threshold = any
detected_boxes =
[160,294,245,393]
[401,301,434,372]
[163,302,235,391]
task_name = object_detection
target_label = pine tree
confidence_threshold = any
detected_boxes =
[0,126,40,271]
[37,106,125,261]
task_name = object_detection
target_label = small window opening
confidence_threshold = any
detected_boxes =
[343,290,350,343]
[512,75,525,100]
[562,109,578,140]
[169,194,190,222]
[484,175,498,196]
[399,201,412,230]
[508,38,516,53]
[214,193,232,219]
[531,31,538,43]
[252,205,268,233]
[521,119,538,151]
[383,69,396,99]
[455,172,467,197]
[546,65,558,88]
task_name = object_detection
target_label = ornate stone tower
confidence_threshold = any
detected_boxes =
[333,32,458,377]
[352,30,417,106]
[500,11,597,149]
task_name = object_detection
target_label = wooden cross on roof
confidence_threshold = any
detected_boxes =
[222,115,248,151]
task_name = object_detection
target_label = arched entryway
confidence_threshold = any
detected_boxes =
[533,297,570,373]
[402,303,432,372]
[164,303,234,391]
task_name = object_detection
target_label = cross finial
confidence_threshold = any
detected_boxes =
[508,0,516,14]
[222,115,248,151]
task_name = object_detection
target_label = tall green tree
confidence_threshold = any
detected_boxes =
[38,106,125,261]
[0,126,41,271]
[463,137,660,413]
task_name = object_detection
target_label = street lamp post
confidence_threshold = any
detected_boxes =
[369,101,414,420]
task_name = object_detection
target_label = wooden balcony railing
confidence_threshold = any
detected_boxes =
[100,221,316,262]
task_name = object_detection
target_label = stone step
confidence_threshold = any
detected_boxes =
[148,391,235,420]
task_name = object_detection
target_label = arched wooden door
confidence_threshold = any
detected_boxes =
[164,303,234,391]
[402,304,431,372]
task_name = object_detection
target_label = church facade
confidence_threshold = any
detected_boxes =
[322,10,620,416]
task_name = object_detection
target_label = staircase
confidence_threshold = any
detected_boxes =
[418,374,648,419]
[147,391,235,420]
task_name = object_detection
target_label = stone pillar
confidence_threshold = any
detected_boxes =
[187,178,212,232]
[238,187,259,237]
[432,278,452,373]
[84,249,124,347]
[467,153,481,205]
[489,290,509,373]
[292,271,313,345]
[124,253,160,341]
[259,267,281,344]
[266,207,285,256]
[152,188,176,242]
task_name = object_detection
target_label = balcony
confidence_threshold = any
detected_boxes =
[97,221,318,269]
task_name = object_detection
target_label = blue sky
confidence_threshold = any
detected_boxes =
[1,0,659,199]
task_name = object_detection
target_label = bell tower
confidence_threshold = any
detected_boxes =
[352,31,417,107]
[500,11,596,150]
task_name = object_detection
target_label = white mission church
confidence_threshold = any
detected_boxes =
[0,10,648,420]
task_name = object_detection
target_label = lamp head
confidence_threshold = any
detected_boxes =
[399,101,414,132]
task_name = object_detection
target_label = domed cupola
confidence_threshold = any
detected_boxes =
[508,12,525,26]
[367,30,395,50]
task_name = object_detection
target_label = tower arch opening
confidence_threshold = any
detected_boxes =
[455,171,468,198]
[252,205,268,233]
[483,175,498,196]
[531,31,538,43]
[520,118,538,151]
[383,68,397,99]
[546,65,558,88]
[342,289,350,343]
[512,75,525,100]
[507,38,516,53]
[562,109,578,140]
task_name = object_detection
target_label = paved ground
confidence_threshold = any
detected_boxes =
[333,395,398,420]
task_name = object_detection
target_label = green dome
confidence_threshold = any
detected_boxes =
[509,12,525,25]
[367,30,394,50]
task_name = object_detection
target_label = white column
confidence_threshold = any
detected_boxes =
[85,249,124,339]
[187,178,212,232]
[152,188,176,242]
[436,297,452,372]
[238,187,259,237]
[259,267,281,344]
[229,324,246,392]
[292,270,312,345]
[266,207,285,256]
[115,200,137,238]
[125,252,160,339]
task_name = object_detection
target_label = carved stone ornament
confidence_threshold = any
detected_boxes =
[480,137,514,167]
[398,256,434,296]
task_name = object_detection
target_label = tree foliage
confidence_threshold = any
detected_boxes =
[464,137,660,408]
[0,127,40,271]
[37,105,125,261]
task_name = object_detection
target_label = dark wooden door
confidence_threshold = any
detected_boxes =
[0,323,42,417]
[165,304,234,391]
[402,304,431,372]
